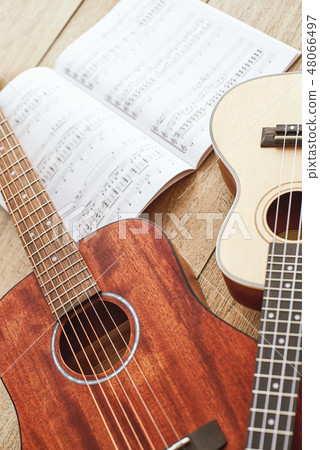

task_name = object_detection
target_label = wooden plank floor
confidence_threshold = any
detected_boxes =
[0,0,301,447]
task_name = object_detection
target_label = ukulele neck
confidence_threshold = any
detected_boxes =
[246,242,302,450]
[0,109,99,318]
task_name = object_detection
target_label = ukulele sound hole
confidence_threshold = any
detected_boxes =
[266,191,302,240]
[59,296,131,377]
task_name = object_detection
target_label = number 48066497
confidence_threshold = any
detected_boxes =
[307,16,316,75]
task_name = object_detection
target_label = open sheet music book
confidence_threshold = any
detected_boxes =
[0,0,300,240]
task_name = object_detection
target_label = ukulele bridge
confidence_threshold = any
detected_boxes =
[261,124,302,147]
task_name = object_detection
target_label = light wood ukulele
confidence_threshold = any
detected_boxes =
[210,73,302,449]
[0,109,259,449]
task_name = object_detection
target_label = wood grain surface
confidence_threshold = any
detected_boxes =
[0,220,261,449]
[0,0,301,448]
[211,72,302,308]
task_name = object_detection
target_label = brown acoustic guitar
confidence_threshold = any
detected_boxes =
[210,72,302,449]
[0,109,259,449]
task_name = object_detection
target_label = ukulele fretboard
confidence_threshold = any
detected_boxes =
[0,110,99,318]
[246,242,302,450]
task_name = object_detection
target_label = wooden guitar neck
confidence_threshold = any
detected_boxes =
[0,109,99,318]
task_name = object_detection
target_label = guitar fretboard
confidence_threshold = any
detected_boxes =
[0,109,99,318]
[246,242,302,450]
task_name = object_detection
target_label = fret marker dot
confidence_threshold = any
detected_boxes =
[287,265,293,271]
[22,194,27,199]
[272,382,279,390]
[268,312,274,319]
[278,338,285,344]
[285,282,291,288]
[290,125,295,129]
[0,146,4,151]
[46,220,51,226]
[11,170,15,176]
[268,418,275,426]
[294,314,300,321]
[52,256,57,262]
[30,232,34,238]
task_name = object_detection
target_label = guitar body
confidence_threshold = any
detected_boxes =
[0,219,258,449]
[210,72,302,310]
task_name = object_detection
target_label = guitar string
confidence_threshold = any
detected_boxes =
[5,122,177,450]
[0,119,178,448]
[258,125,299,448]
[271,124,302,448]
[0,122,122,449]
[11,129,180,447]
[0,122,157,449]
[0,123,165,450]
[258,125,301,449]
[0,76,182,445]
[270,127,302,450]
[274,206,302,450]
[284,220,302,448]
[246,124,288,450]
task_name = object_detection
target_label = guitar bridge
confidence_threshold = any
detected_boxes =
[261,124,302,147]
[166,420,226,450]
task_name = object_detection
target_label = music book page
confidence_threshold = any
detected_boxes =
[0,0,300,239]
[55,0,300,168]
[0,68,191,239]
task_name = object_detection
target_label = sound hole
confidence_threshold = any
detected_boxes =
[266,191,302,240]
[59,297,131,377]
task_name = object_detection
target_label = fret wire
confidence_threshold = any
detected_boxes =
[39,258,85,287]
[262,305,302,312]
[15,200,53,224]
[256,358,301,365]
[265,270,302,275]
[0,131,14,142]
[0,149,92,312]
[247,427,293,436]
[28,236,73,258]
[0,119,8,126]
[52,283,98,312]
[262,298,302,304]
[7,143,21,151]
[2,118,132,447]
[248,240,302,448]
[250,408,295,416]
[0,185,65,302]
[20,219,64,239]
[260,317,301,322]
[16,210,57,231]
[268,255,302,260]
[0,115,98,319]
[0,184,45,281]
[261,330,301,336]
[47,275,94,304]
[13,190,47,213]
[0,154,47,279]
[44,268,91,293]
[29,239,74,262]
[252,390,298,398]
[258,335,301,345]
[264,287,302,293]
[263,296,302,301]
[1,155,28,171]
[5,171,37,190]
[254,370,301,380]
[34,248,79,271]
[263,301,302,313]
